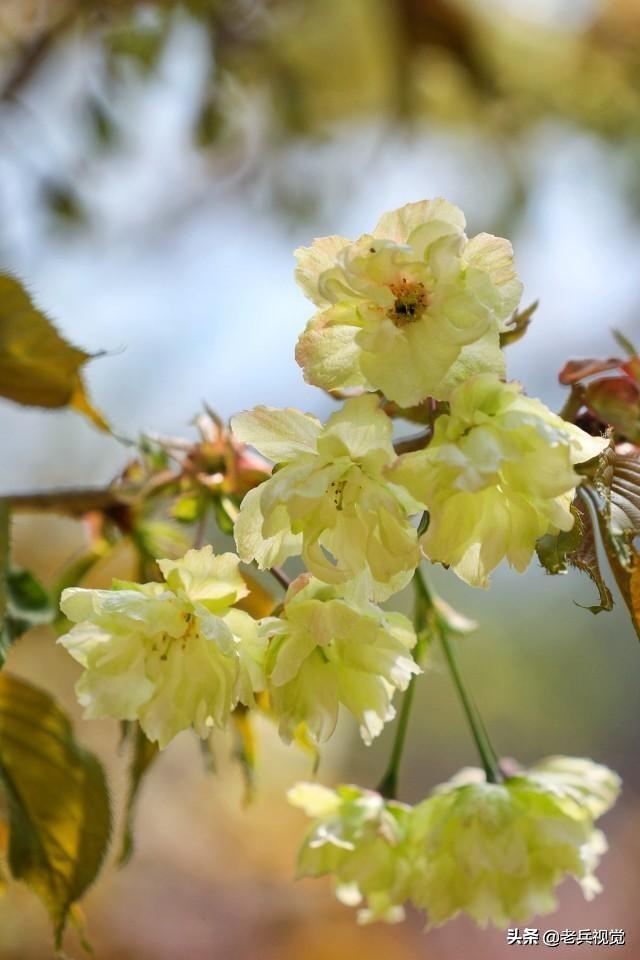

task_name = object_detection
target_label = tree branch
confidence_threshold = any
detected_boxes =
[0,13,71,105]
[393,430,431,455]
[1,486,136,517]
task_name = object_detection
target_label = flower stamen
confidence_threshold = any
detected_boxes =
[388,279,429,327]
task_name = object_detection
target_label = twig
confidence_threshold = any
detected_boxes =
[1,13,72,105]
[393,430,431,455]
[1,486,137,516]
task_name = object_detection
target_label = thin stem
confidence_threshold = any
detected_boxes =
[268,565,291,591]
[377,674,417,799]
[218,494,291,592]
[192,507,208,549]
[439,629,502,784]
[557,384,585,423]
[378,574,429,799]
[414,567,503,784]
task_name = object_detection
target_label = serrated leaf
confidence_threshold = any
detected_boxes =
[0,673,111,947]
[500,300,538,348]
[536,502,585,576]
[597,445,640,535]
[0,273,108,431]
[609,450,640,534]
[118,723,158,867]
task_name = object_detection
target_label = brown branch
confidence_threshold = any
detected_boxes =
[267,565,291,591]
[393,430,431,455]
[1,486,137,517]
[0,13,72,105]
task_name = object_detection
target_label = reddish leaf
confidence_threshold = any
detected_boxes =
[584,377,640,442]
[559,357,624,385]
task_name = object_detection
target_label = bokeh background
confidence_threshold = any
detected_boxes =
[1,0,640,957]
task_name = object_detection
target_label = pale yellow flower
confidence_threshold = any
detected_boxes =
[410,757,620,927]
[288,782,416,924]
[232,395,420,601]
[59,547,265,748]
[295,199,522,407]
[390,374,608,586]
[262,575,419,744]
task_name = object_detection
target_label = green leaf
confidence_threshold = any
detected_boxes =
[612,328,638,359]
[1,568,54,667]
[171,493,205,524]
[106,24,166,73]
[536,503,584,575]
[0,673,111,947]
[214,496,237,536]
[500,300,538,348]
[0,273,109,431]
[537,496,613,613]
[118,723,158,867]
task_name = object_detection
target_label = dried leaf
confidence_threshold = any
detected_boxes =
[0,273,108,430]
[0,673,111,947]
[559,357,623,385]
[568,494,614,614]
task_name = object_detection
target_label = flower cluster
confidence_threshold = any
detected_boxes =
[290,757,620,927]
[390,375,608,586]
[232,396,420,600]
[59,552,417,750]
[59,547,265,748]
[57,198,618,934]
[261,574,419,745]
[236,200,606,592]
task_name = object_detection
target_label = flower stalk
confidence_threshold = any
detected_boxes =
[414,567,503,784]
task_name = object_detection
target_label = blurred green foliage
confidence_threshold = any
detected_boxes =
[2,0,640,228]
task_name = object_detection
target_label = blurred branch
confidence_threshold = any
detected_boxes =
[393,431,431,455]
[2,486,136,517]
[0,14,72,105]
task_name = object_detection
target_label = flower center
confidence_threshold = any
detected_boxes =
[328,479,347,511]
[387,279,429,327]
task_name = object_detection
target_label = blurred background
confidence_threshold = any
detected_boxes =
[1,0,640,956]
